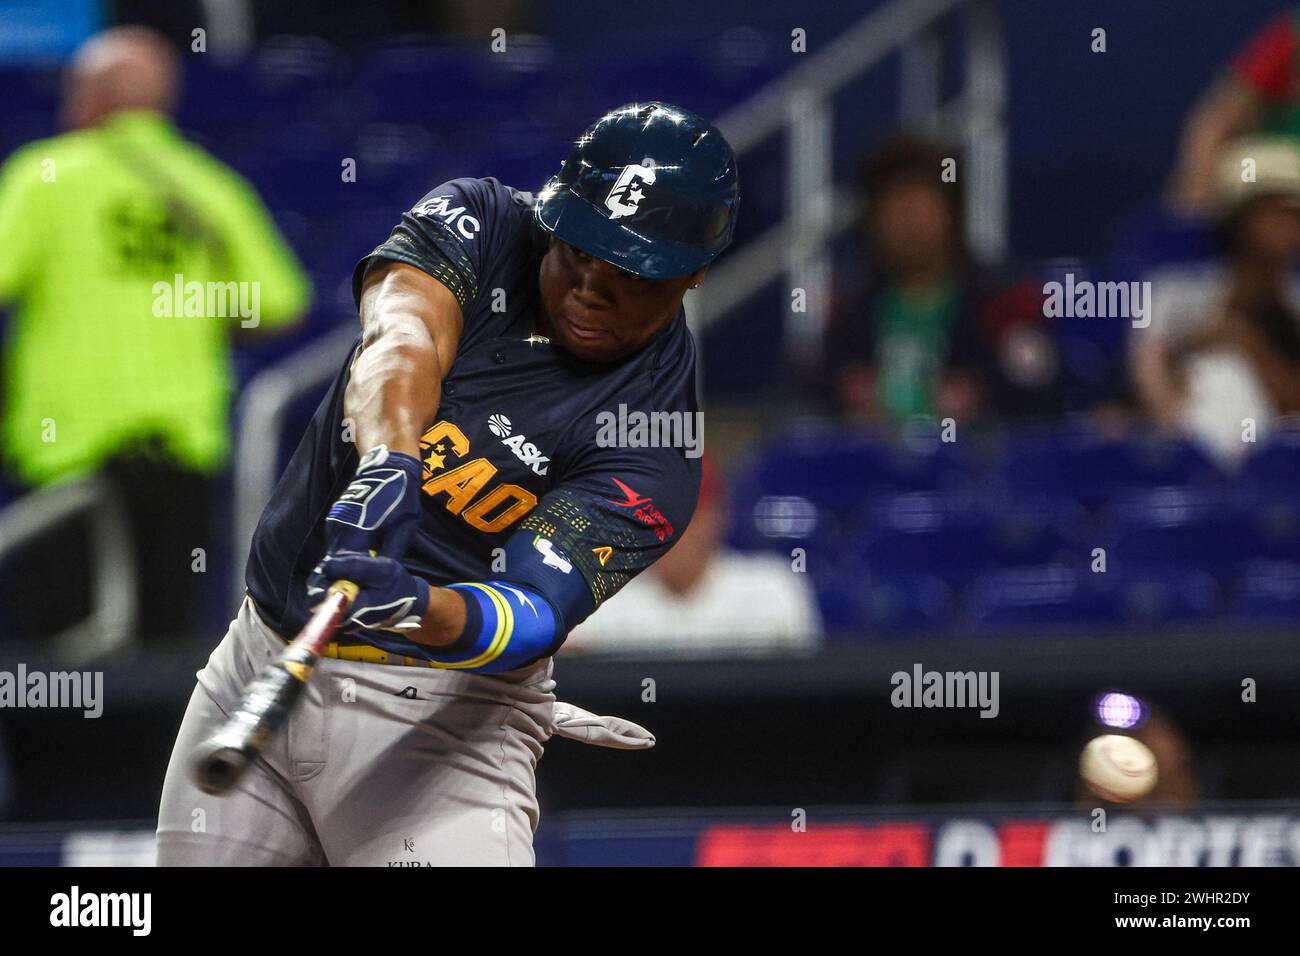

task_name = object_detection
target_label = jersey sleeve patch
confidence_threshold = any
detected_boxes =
[351,178,505,311]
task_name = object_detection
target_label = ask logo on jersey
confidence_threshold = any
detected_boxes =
[487,413,549,476]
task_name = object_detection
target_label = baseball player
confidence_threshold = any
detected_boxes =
[156,102,740,865]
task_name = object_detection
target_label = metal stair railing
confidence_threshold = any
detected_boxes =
[0,475,139,662]
[690,0,1007,368]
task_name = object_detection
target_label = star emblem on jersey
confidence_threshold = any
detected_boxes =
[604,163,657,219]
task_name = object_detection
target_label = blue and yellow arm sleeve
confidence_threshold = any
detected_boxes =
[425,581,561,674]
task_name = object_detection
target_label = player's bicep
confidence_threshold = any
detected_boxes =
[358,260,463,382]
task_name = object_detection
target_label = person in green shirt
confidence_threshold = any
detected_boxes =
[0,26,312,640]
[821,133,1062,426]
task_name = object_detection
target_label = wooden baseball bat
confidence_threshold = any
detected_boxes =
[193,580,359,795]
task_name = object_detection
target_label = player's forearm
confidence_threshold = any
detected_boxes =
[346,261,464,459]
[345,319,443,458]
[407,585,468,647]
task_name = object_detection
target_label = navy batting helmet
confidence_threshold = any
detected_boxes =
[534,102,739,280]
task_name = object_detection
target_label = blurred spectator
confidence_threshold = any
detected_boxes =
[1134,136,1300,468]
[565,459,822,657]
[820,133,1061,426]
[1169,8,1300,217]
[0,27,311,641]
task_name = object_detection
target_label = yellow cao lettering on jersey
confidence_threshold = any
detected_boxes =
[419,421,537,533]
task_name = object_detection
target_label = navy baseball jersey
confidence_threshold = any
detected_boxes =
[244,177,702,662]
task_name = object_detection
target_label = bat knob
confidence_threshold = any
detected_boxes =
[195,742,252,795]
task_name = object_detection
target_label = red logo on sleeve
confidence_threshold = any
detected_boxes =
[607,477,652,508]
[607,476,674,541]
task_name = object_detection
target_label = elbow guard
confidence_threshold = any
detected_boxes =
[428,582,560,674]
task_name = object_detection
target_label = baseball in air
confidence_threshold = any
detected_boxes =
[1079,734,1158,803]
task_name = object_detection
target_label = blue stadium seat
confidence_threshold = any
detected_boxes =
[854,491,998,588]
[356,44,556,125]
[729,490,843,560]
[999,425,1223,509]
[815,566,952,637]
[735,426,970,511]
[727,426,971,556]
[962,565,1122,631]
[961,562,1217,633]
[1241,491,1300,564]
[983,492,1090,566]
[1229,561,1300,624]
[1102,486,1252,582]
[850,490,1087,589]
[860,572,954,634]
[1116,565,1220,625]
[1242,422,1300,492]
[179,42,343,134]
[0,67,58,155]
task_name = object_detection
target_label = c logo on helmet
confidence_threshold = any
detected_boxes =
[604,163,657,219]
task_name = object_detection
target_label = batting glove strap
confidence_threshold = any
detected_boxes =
[324,445,424,559]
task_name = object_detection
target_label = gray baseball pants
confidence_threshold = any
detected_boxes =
[156,596,557,866]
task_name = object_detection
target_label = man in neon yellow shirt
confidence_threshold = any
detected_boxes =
[0,26,311,639]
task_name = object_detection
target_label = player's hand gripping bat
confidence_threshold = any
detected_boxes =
[193,580,358,795]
